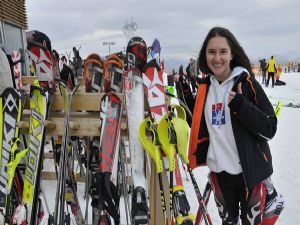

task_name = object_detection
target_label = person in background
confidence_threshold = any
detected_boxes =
[72,46,83,78]
[265,56,277,88]
[259,58,267,84]
[60,55,75,90]
[181,27,284,224]
[188,58,198,93]
[179,64,184,76]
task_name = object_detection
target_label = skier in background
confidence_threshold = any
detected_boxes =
[60,55,75,90]
[185,64,191,86]
[179,27,284,225]
[179,64,184,76]
[188,58,198,93]
[265,56,277,88]
[259,58,267,84]
[72,46,83,80]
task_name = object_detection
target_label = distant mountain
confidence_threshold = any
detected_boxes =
[164,58,186,74]
[251,51,300,65]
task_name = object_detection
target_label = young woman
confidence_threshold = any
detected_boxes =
[186,27,284,224]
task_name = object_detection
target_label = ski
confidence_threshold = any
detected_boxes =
[139,117,168,225]
[116,138,131,225]
[90,92,122,225]
[140,54,176,225]
[26,30,54,89]
[11,51,23,90]
[20,83,52,225]
[141,43,196,225]
[0,88,23,224]
[170,111,212,225]
[124,36,149,225]
[52,82,84,225]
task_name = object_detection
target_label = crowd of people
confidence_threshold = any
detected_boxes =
[286,62,300,73]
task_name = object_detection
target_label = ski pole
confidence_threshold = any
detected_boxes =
[172,117,212,225]
[187,167,212,225]
[195,182,212,225]
[139,117,170,225]
[158,115,177,225]
[160,113,195,225]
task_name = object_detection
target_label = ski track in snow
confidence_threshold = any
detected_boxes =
[41,72,300,224]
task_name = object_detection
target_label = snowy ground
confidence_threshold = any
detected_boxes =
[40,72,300,224]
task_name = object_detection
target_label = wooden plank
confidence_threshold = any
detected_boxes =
[21,76,37,86]
[20,111,128,136]
[23,92,124,111]
[41,171,132,184]
[21,116,100,136]
[41,171,85,182]
[54,92,123,111]
[22,76,86,86]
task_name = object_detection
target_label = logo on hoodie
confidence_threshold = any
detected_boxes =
[212,103,225,126]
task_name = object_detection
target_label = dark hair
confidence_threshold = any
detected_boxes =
[198,27,254,77]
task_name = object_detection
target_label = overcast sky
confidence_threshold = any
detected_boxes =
[26,0,300,72]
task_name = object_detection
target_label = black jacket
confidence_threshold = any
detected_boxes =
[60,64,75,89]
[187,71,277,189]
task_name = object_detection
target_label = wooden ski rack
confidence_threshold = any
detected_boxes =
[20,75,170,225]
[20,76,125,136]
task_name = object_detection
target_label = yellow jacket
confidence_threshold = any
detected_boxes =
[266,58,277,73]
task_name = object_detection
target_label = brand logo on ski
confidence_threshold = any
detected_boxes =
[22,87,47,222]
[0,94,18,190]
[127,52,136,69]
[99,94,121,173]
[124,77,134,91]
[143,67,167,122]
[0,88,21,222]
[124,68,141,92]
[24,114,43,185]
[29,47,53,84]
[11,51,22,89]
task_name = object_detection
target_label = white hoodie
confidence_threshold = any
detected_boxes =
[204,67,248,174]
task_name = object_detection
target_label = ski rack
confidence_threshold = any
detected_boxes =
[19,75,173,225]
[20,76,125,136]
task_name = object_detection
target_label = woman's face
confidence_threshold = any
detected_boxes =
[206,36,233,81]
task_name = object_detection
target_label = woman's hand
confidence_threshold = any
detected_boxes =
[228,82,242,104]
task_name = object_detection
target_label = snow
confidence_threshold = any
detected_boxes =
[40,72,300,224]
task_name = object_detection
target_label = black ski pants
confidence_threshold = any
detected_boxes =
[210,171,265,225]
[266,72,275,87]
